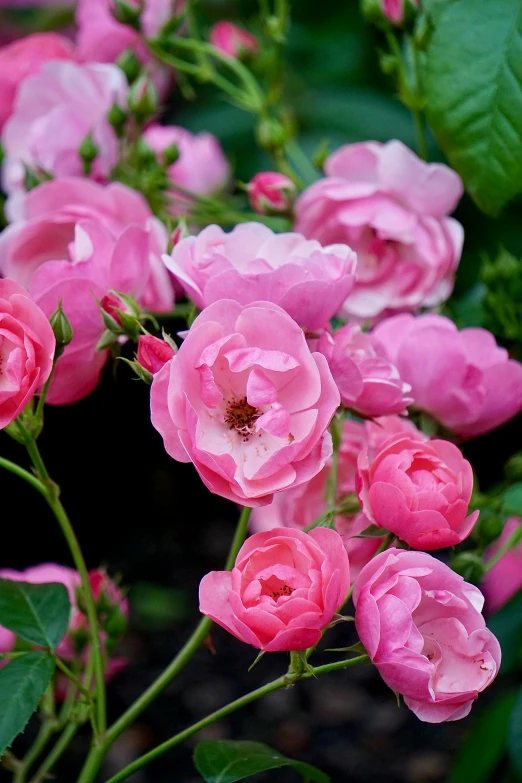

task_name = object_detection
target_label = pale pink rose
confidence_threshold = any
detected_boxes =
[354,548,501,722]
[356,435,479,550]
[0,33,75,132]
[483,518,522,614]
[1,60,127,195]
[164,223,357,332]
[76,0,181,92]
[247,172,296,216]
[150,300,340,506]
[209,21,258,59]
[316,323,412,417]
[200,527,350,651]
[251,419,382,583]
[0,278,55,428]
[137,334,175,374]
[295,140,463,321]
[143,124,230,215]
[0,178,173,404]
[372,313,522,439]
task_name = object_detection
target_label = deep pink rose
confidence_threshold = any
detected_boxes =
[209,21,258,59]
[0,278,55,428]
[483,518,522,614]
[137,334,175,374]
[200,527,350,651]
[164,223,357,332]
[0,178,173,404]
[251,419,381,583]
[150,300,340,506]
[372,313,522,439]
[0,33,75,133]
[356,435,478,550]
[316,323,412,417]
[354,548,501,722]
[143,124,230,215]
[1,60,127,195]
[247,172,296,216]
[295,140,463,321]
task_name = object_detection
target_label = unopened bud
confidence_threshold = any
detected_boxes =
[137,334,176,374]
[451,552,485,584]
[360,0,420,27]
[255,117,288,153]
[111,0,143,29]
[100,293,124,329]
[128,75,158,122]
[108,103,127,135]
[116,48,141,83]
[247,171,296,216]
[163,143,179,167]
[79,133,98,175]
[49,301,73,359]
[168,219,189,252]
[209,21,258,59]
[136,138,157,166]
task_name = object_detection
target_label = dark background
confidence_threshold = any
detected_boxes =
[1,0,522,781]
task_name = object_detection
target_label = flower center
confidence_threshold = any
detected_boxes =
[270,584,293,600]
[224,396,261,441]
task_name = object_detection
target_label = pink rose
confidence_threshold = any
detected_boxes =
[354,548,501,722]
[0,178,173,404]
[150,300,340,506]
[0,33,75,132]
[483,518,522,614]
[251,419,381,583]
[316,323,412,417]
[209,21,258,59]
[0,278,55,428]
[1,60,127,195]
[356,435,479,550]
[200,527,350,651]
[247,172,296,216]
[295,140,463,321]
[76,0,180,92]
[380,0,420,24]
[364,413,428,452]
[143,124,230,215]
[372,313,522,439]
[137,334,176,374]
[164,223,357,332]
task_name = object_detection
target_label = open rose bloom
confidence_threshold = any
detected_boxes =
[295,140,463,321]
[200,527,350,651]
[354,549,501,722]
[151,300,340,506]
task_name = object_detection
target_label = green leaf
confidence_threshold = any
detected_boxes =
[488,590,522,674]
[354,524,387,538]
[449,690,517,783]
[0,579,71,649]
[194,740,330,783]
[425,0,522,215]
[508,686,522,773]
[0,652,55,757]
[501,483,522,516]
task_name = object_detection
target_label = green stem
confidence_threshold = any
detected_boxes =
[103,655,368,783]
[485,525,522,571]
[29,724,78,783]
[53,657,94,701]
[0,457,47,498]
[12,723,55,783]
[77,506,253,783]
[15,423,107,738]
[326,416,342,508]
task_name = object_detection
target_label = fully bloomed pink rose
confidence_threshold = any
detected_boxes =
[150,300,340,506]
[1,60,127,195]
[354,548,501,722]
[0,278,55,428]
[0,33,75,132]
[143,124,230,215]
[209,21,258,59]
[356,435,478,549]
[295,140,463,321]
[164,223,357,332]
[316,323,412,417]
[200,527,350,651]
[483,518,522,614]
[0,178,173,404]
[372,313,522,439]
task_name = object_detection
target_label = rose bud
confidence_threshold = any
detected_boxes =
[209,21,258,59]
[247,172,296,216]
[137,334,175,375]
